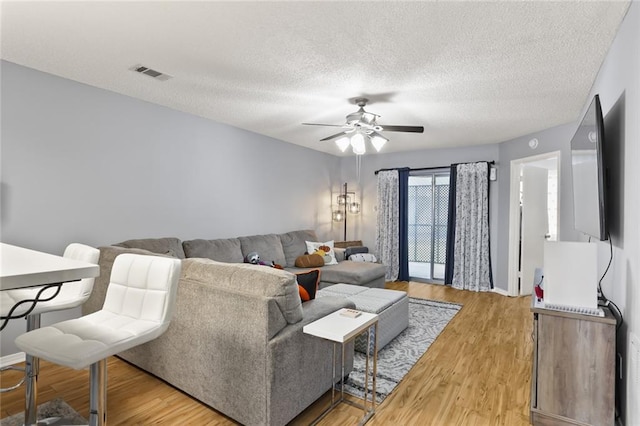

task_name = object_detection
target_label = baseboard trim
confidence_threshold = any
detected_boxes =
[492,287,510,297]
[1,352,25,368]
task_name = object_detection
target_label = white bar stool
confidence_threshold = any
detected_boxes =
[1,243,100,426]
[15,253,182,426]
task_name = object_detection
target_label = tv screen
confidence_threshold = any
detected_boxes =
[570,94,608,241]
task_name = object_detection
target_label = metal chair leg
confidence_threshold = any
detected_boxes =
[89,359,107,426]
[0,313,43,394]
[24,314,41,426]
[0,365,26,392]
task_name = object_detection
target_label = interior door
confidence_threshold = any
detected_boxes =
[520,166,549,295]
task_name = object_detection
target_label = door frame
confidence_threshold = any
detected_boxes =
[507,151,561,297]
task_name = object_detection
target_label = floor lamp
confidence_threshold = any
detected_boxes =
[333,182,360,241]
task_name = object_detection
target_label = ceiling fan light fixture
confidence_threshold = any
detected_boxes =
[371,134,388,152]
[307,97,424,155]
[351,133,366,155]
[335,136,350,152]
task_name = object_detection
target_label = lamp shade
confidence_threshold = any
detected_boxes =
[335,136,350,152]
[348,202,360,214]
[332,209,345,222]
[371,134,388,152]
[351,133,366,155]
[337,194,351,205]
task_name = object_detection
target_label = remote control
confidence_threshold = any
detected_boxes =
[340,309,362,318]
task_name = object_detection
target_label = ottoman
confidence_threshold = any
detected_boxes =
[316,284,409,353]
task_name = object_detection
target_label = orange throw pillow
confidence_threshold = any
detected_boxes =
[295,253,325,268]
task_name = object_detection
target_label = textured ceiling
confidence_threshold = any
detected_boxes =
[0,1,630,156]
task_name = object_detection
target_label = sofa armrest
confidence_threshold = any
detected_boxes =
[300,295,356,324]
[266,296,356,425]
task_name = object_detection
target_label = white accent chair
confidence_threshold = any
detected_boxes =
[0,242,100,421]
[15,253,182,426]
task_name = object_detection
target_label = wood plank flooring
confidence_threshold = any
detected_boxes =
[1,282,533,425]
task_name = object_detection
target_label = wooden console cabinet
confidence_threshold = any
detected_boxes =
[530,302,616,425]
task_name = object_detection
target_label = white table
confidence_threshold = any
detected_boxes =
[1,243,100,327]
[0,242,100,426]
[303,308,379,425]
[1,243,99,291]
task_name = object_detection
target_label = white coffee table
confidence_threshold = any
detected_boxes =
[303,308,379,425]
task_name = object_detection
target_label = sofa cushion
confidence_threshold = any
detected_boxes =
[320,261,386,284]
[345,246,369,257]
[183,238,243,263]
[296,269,321,302]
[279,230,318,267]
[115,237,186,259]
[289,261,386,286]
[334,247,346,262]
[239,234,286,267]
[181,258,303,325]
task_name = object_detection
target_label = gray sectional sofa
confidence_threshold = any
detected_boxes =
[115,229,386,288]
[83,230,386,425]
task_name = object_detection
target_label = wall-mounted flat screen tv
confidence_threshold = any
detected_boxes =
[570,94,608,241]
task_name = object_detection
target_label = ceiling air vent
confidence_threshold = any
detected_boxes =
[130,64,172,81]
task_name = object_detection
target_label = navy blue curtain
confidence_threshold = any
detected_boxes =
[486,162,494,288]
[398,168,410,281]
[444,164,458,284]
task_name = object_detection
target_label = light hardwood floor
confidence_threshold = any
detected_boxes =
[1,282,533,425]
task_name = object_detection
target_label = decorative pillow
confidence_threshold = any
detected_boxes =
[349,253,378,263]
[295,253,325,268]
[296,269,321,302]
[305,240,338,265]
[345,246,369,258]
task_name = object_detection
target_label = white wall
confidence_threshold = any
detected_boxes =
[0,60,341,357]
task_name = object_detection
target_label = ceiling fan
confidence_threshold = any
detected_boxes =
[303,98,424,154]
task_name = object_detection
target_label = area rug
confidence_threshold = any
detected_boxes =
[0,398,86,426]
[344,297,462,403]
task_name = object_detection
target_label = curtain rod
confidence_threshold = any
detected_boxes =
[374,160,495,175]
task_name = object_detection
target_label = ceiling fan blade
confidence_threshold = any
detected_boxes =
[320,131,348,142]
[380,125,424,133]
[302,123,345,127]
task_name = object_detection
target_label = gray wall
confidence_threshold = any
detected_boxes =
[1,61,341,252]
[585,3,639,423]
[0,61,341,356]
[494,122,579,291]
